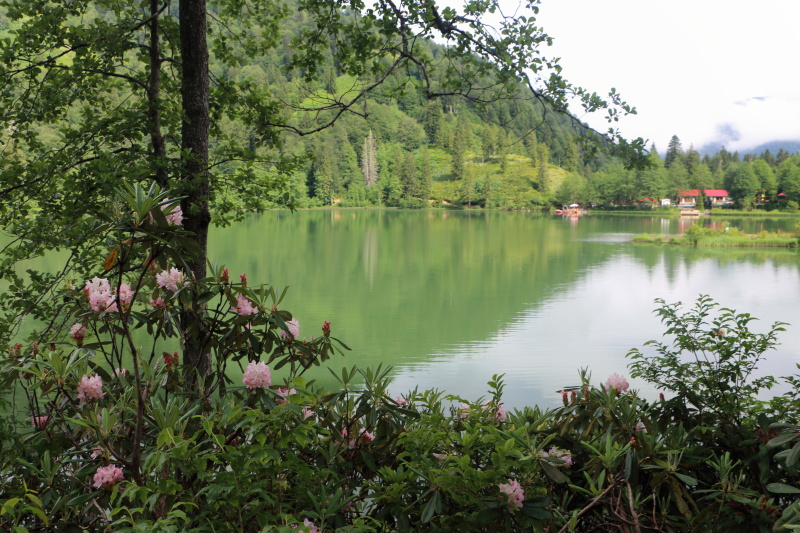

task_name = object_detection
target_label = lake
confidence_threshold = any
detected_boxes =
[209,210,800,409]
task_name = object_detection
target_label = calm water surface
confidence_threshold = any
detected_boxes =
[209,211,800,409]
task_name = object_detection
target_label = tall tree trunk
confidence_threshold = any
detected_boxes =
[148,0,167,187]
[178,0,211,381]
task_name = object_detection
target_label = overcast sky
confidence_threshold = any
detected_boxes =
[512,0,800,153]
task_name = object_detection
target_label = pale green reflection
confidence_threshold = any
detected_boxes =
[209,211,800,408]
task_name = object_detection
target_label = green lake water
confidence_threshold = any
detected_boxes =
[4,211,800,409]
[207,210,800,408]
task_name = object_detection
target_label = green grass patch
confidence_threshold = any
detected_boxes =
[633,226,800,248]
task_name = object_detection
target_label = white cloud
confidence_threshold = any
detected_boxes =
[524,0,800,151]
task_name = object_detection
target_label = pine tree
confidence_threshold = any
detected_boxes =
[451,112,471,180]
[402,151,419,197]
[424,101,444,146]
[361,129,379,188]
[664,135,684,169]
[315,146,335,204]
[420,147,432,199]
[536,143,550,193]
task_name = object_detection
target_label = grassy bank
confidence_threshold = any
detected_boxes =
[633,225,800,248]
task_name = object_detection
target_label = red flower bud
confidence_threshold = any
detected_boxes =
[222,268,229,283]
[322,321,331,337]
[240,273,247,288]
[561,390,568,407]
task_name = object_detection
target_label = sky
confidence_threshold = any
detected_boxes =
[502,0,800,153]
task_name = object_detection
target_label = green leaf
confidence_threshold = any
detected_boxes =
[66,491,100,507]
[787,441,800,468]
[421,491,442,523]
[674,473,698,486]
[767,483,800,494]
[540,460,568,483]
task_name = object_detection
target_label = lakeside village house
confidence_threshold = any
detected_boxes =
[637,190,731,210]
[677,189,732,209]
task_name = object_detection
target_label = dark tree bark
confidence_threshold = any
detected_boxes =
[178,0,212,380]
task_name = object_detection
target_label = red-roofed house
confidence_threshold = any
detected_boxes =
[677,189,730,208]
[704,189,730,207]
[678,189,700,207]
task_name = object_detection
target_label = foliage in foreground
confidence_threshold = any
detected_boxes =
[2,186,800,532]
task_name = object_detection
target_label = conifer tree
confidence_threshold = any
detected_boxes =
[537,143,550,193]
[361,130,379,188]
[664,135,684,169]
[420,147,433,199]
[402,152,419,197]
[451,113,471,180]
[315,146,336,204]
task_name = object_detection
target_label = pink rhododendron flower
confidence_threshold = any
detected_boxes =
[541,447,573,467]
[242,361,271,390]
[605,373,629,393]
[113,368,128,378]
[276,387,297,404]
[302,407,314,419]
[77,374,105,404]
[396,395,407,406]
[281,318,300,340]
[635,420,646,432]
[498,479,525,512]
[483,401,507,424]
[93,464,124,490]
[32,416,49,429]
[155,267,184,292]
[70,323,87,341]
[162,198,183,226]
[359,428,375,442]
[83,278,134,313]
[458,403,471,419]
[150,297,166,308]
[291,519,321,533]
[232,294,258,316]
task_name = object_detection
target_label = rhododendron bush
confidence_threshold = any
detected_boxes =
[2,186,800,532]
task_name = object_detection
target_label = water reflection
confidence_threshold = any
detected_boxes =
[209,211,800,408]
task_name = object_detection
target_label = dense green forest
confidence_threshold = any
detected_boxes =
[2,5,798,212]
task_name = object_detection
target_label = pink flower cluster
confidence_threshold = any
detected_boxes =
[605,373,630,393]
[242,361,272,390]
[155,267,185,292]
[232,294,258,316]
[281,318,300,340]
[32,416,50,429]
[77,374,105,404]
[70,323,87,342]
[483,401,507,424]
[290,518,321,533]
[540,447,573,467]
[276,387,297,405]
[84,277,134,313]
[162,198,183,226]
[93,464,124,490]
[498,479,525,512]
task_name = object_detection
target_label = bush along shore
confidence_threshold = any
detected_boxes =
[3,187,800,532]
[634,222,800,248]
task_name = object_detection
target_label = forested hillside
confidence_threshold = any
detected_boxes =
[0,3,797,212]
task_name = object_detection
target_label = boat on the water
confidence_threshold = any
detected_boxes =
[554,204,584,216]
